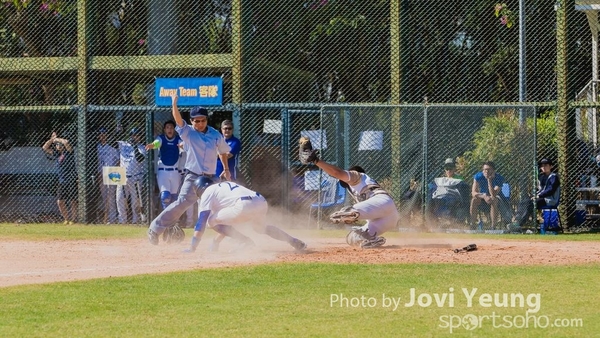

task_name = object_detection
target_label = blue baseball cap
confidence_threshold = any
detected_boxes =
[98,127,107,134]
[190,106,209,119]
[130,127,141,135]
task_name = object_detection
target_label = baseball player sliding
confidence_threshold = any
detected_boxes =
[183,178,307,253]
[299,137,400,248]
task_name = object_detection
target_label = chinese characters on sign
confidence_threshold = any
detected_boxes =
[155,77,223,106]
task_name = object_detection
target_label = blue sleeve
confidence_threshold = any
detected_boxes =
[194,210,211,232]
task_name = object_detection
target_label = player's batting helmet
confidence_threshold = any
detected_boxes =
[194,176,214,197]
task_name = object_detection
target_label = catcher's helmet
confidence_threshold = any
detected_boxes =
[194,176,214,197]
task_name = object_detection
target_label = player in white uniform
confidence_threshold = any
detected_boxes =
[314,161,399,248]
[116,127,147,224]
[97,127,119,224]
[145,120,182,211]
[182,178,307,253]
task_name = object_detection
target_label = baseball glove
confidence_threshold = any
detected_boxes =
[298,136,320,164]
[163,224,185,244]
[330,206,360,224]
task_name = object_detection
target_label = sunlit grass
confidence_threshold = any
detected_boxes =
[0,263,597,337]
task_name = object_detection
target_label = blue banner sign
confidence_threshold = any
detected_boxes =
[155,77,223,106]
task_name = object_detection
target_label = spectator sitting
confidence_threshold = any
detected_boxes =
[442,157,464,180]
[401,176,421,219]
[429,158,469,222]
[470,161,506,229]
[512,159,560,230]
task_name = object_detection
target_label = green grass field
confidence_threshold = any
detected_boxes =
[0,223,599,337]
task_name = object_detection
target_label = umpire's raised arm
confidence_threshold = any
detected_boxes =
[171,94,184,127]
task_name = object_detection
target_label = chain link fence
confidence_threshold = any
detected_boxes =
[0,1,598,232]
[303,104,538,231]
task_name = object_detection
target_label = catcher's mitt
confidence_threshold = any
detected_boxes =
[163,224,185,244]
[298,136,320,165]
[330,207,360,224]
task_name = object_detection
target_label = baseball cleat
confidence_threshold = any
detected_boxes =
[229,238,255,253]
[345,230,364,247]
[208,238,220,252]
[290,238,307,251]
[147,229,159,245]
[360,236,386,249]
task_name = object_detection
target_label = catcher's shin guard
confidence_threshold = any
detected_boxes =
[330,207,360,224]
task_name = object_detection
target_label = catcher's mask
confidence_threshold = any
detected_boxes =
[194,176,214,197]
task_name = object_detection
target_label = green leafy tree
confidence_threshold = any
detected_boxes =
[463,109,557,198]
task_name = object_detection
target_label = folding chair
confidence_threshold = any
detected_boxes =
[476,185,512,230]
[539,189,562,234]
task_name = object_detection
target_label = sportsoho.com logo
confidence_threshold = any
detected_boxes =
[439,312,583,333]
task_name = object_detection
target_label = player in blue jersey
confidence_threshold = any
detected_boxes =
[215,120,241,181]
[145,120,183,211]
[147,94,231,245]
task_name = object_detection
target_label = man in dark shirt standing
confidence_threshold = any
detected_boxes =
[536,158,560,208]
[43,131,78,224]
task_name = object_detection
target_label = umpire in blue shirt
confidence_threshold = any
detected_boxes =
[148,94,231,245]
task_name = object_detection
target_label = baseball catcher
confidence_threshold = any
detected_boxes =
[299,137,399,249]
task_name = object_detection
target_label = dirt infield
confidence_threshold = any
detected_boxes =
[1,234,599,288]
